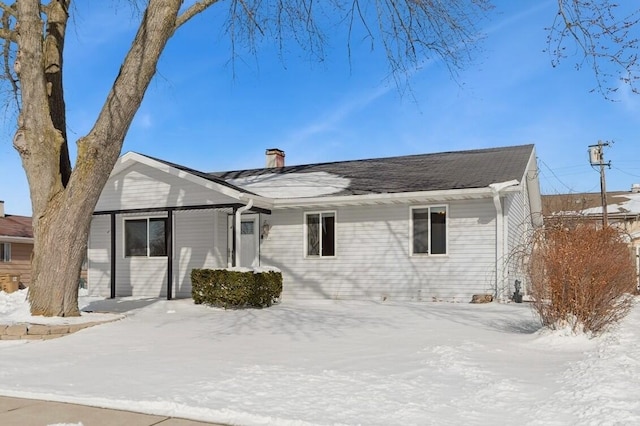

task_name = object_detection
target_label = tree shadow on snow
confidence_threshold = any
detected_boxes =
[81,297,160,314]
[398,302,543,335]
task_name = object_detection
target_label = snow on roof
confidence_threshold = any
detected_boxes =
[228,172,351,198]
[581,193,640,215]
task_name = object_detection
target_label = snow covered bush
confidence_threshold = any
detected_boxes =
[191,268,283,309]
[527,222,637,335]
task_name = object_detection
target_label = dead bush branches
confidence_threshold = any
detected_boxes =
[527,222,637,335]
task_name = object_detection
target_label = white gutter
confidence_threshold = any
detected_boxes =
[234,198,254,267]
[489,180,519,300]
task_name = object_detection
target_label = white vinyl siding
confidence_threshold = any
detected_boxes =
[95,162,240,211]
[261,199,496,302]
[117,212,169,297]
[89,161,241,298]
[87,212,169,298]
[87,215,112,297]
[173,210,226,298]
[89,209,229,298]
[504,189,530,295]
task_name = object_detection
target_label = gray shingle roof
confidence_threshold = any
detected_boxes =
[0,215,33,239]
[213,144,534,197]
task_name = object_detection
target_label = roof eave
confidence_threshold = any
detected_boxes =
[0,235,34,244]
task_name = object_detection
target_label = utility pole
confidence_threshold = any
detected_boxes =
[588,141,611,227]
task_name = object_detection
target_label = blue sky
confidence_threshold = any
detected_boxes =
[2,1,640,216]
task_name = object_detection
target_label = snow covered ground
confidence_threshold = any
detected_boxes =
[1,289,639,425]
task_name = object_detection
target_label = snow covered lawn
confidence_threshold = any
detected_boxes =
[1,290,639,425]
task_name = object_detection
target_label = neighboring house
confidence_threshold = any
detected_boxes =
[543,186,640,281]
[0,200,33,286]
[88,144,543,302]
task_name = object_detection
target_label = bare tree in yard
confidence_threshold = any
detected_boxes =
[0,0,490,316]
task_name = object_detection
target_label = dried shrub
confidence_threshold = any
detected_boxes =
[528,222,636,335]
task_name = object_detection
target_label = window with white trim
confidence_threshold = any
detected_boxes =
[0,243,10,262]
[411,206,447,255]
[305,212,336,257]
[124,218,167,257]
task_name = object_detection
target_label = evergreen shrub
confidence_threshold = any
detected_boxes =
[191,268,282,308]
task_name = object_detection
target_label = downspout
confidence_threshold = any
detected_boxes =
[489,180,519,300]
[234,198,254,268]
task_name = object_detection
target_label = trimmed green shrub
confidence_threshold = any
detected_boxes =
[253,271,283,307]
[191,268,283,309]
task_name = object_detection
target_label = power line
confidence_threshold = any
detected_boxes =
[612,166,640,179]
[538,158,577,192]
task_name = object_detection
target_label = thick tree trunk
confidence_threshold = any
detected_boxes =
[28,202,90,317]
[13,0,183,317]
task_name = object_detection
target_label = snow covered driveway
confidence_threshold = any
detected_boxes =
[1,293,639,425]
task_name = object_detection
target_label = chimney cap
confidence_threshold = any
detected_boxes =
[265,148,285,168]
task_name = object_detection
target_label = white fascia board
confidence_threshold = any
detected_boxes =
[110,152,273,210]
[0,236,34,244]
[272,186,517,209]
[523,147,543,227]
[110,151,140,176]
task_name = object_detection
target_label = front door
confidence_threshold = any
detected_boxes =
[228,214,259,267]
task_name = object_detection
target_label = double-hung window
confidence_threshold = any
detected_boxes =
[0,243,10,262]
[124,218,167,257]
[411,206,447,255]
[305,212,336,257]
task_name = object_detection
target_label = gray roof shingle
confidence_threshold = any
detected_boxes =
[0,215,33,239]
[213,144,534,197]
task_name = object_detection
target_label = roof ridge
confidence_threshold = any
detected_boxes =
[210,144,534,175]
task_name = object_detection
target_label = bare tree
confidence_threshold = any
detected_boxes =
[0,0,490,316]
[548,0,640,98]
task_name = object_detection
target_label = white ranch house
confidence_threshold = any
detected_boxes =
[87,144,543,302]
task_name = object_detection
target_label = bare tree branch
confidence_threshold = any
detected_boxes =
[219,0,491,91]
[547,0,640,99]
[2,8,18,106]
[0,1,16,18]
[175,0,220,29]
[0,27,17,42]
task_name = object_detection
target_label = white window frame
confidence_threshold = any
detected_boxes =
[123,216,168,258]
[0,242,10,262]
[410,205,448,256]
[304,211,337,258]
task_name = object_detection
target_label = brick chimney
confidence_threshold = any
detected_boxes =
[0,200,4,218]
[266,148,285,168]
